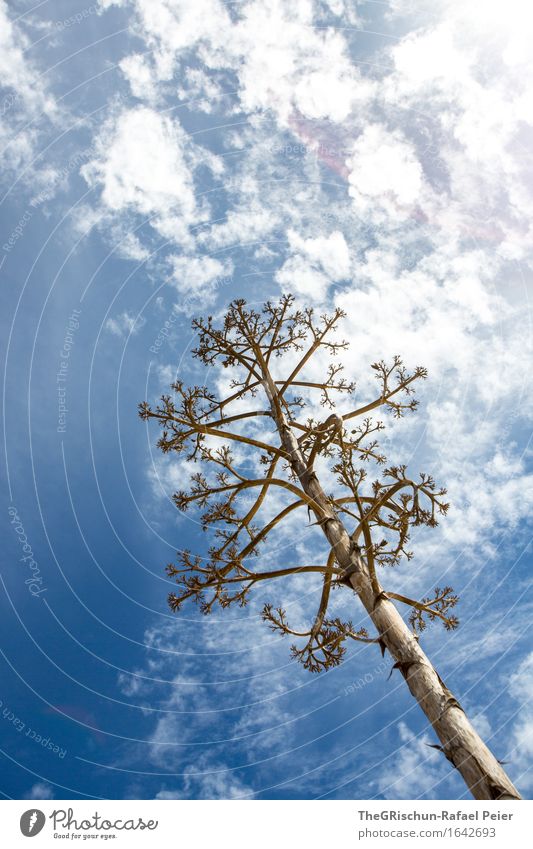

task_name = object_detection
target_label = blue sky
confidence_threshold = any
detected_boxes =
[0,0,532,801]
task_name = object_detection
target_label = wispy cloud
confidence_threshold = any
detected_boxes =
[25,782,54,800]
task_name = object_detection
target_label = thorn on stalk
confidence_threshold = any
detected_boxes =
[387,659,418,680]
[439,696,465,718]
[307,515,336,527]
[425,742,456,766]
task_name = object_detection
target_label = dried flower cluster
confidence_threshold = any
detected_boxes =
[140,295,456,673]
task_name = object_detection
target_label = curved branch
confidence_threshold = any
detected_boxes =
[181,477,322,512]
[387,591,455,627]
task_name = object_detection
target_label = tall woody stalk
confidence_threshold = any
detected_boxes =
[140,295,521,800]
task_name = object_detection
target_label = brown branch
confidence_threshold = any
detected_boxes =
[277,312,345,398]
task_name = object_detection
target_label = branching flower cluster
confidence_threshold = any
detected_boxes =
[140,295,458,673]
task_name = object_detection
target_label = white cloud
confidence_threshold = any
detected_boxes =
[0,2,55,117]
[113,586,313,797]
[116,232,151,262]
[375,722,450,799]
[234,1,366,125]
[156,759,254,799]
[170,254,233,309]
[381,0,533,261]
[508,652,533,789]
[331,240,533,556]
[147,454,193,503]
[276,255,331,302]
[96,0,533,272]
[388,23,473,97]
[0,1,58,173]
[119,54,162,102]
[288,229,351,279]
[25,782,54,800]
[81,106,220,247]
[346,125,426,222]
[336,246,503,378]
[204,203,279,251]
[105,311,146,338]
[470,712,492,740]
[105,0,372,128]
[130,0,231,55]
[275,229,351,301]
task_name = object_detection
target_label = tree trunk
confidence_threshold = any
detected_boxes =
[263,378,521,800]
